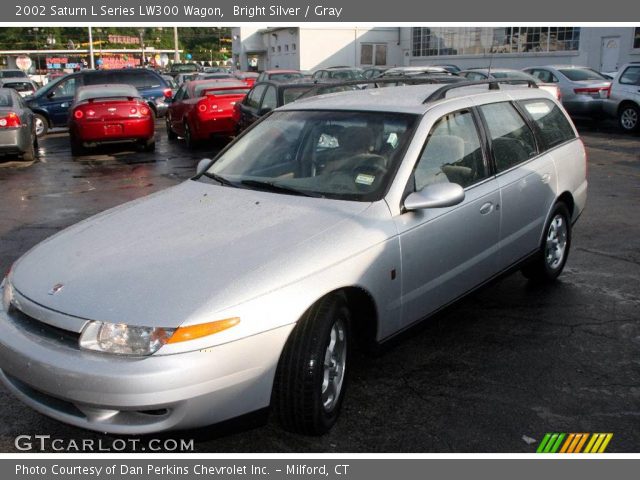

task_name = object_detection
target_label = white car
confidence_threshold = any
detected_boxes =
[0,80,587,436]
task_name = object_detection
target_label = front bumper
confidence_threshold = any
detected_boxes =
[0,289,292,434]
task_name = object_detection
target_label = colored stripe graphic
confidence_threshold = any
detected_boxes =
[537,433,613,453]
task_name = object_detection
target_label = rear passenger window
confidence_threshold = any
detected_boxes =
[261,86,277,112]
[619,66,640,86]
[480,102,537,173]
[519,99,575,149]
[246,85,266,109]
[413,110,486,191]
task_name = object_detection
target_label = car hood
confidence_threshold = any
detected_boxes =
[11,181,376,328]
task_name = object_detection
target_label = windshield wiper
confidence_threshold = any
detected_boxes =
[240,180,322,198]
[202,172,237,187]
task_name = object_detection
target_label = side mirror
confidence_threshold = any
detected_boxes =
[404,182,465,211]
[196,158,212,176]
[46,91,56,99]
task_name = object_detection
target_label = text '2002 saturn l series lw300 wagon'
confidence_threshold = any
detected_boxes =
[0,80,587,436]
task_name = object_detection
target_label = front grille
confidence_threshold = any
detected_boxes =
[8,303,80,348]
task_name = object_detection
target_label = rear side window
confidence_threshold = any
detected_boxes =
[619,66,640,86]
[246,85,266,109]
[519,99,576,149]
[480,102,537,173]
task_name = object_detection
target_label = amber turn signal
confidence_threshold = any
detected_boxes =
[167,317,240,344]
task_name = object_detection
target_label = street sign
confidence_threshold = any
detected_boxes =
[16,55,32,71]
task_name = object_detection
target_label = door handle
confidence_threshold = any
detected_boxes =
[479,202,494,215]
[541,173,551,184]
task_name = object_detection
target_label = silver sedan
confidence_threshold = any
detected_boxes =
[0,88,37,161]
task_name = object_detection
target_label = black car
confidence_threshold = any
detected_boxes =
[311,67,366,81]
[235,80,356,133]
[27,69,172,137]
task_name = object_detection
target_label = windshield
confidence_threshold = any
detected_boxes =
[203,110,418,201]
[559,68,607,81]
[491,71,535,80]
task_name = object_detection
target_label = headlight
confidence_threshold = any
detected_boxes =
[79,317,240,356]
[1,277,13,311]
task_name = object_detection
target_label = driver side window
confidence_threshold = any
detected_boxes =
[53,77,78,98]
[414,110,486,191]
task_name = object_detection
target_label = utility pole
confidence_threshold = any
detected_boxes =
[173,27,180,63]
[88,27,95,69]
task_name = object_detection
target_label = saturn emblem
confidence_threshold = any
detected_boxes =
[48,283,64,295]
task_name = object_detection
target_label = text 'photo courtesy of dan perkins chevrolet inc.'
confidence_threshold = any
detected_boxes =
[0,0,639,479]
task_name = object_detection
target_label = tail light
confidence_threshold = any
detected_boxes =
[198,104,208,113]
[604,86,611,99]
[163,88,173,99]
[73,110,84,120]
[0,112,21,128]
[574,86,608,97]
[140,105,150,116]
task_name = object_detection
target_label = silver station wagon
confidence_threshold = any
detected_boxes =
[0,80,587,435]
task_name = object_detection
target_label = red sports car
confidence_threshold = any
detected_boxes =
[68,84,155,155]
[166,80,250,149]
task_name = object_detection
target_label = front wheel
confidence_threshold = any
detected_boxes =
[619,104,640,132]
[273,294,351,435]
[522,203,572,282]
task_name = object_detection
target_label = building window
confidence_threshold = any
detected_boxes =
[361,43,387,66]
[634,28,640,49]
[411,27,581,57]
[271,46,275,53]
[277,45,281,53]
[292,43,297,51]
[285,44,289,52]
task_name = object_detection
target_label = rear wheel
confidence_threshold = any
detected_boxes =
[166,117,177,140]
[522,203,572,283]
[69,134,85,156]
[619,104,640,132]
[22,137,37,162]
[184,122,196,150]
[273,294,351,435]
[34,114,48,138]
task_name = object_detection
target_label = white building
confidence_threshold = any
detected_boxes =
[401,27,640,73]
[231,27,403,71]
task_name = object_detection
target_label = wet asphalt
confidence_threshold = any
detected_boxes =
[0,120,638,453]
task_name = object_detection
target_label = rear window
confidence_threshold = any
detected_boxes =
[0,70,27,78]
[269,72,303,81]
[519,99,576,149]
[77,85,139,102]
[559,68,607,81]
[85,71,163,89]
[199,88,248,97]
[4,82,34,92]
[0,92,14,107]
[491,71,535,81]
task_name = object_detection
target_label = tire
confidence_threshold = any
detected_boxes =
[69,134,84,156]
[273,294,351,435]
[184,122,195,150]
[143,139,156,152]
[22,137,37,162]
[33,114,48,138]
[166,117,177,140]
[618,104,640,132]
[522,202,572,283]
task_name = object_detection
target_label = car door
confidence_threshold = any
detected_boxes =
[394,108,501,327]
[168,85,187,134]
[238,84,266,131]
[477,100,557,270]
[45,75,80,127]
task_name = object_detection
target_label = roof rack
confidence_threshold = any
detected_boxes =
[298,76,459,99]
[423,79,538,103]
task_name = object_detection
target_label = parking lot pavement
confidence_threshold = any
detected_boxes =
[0,121,638,453]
